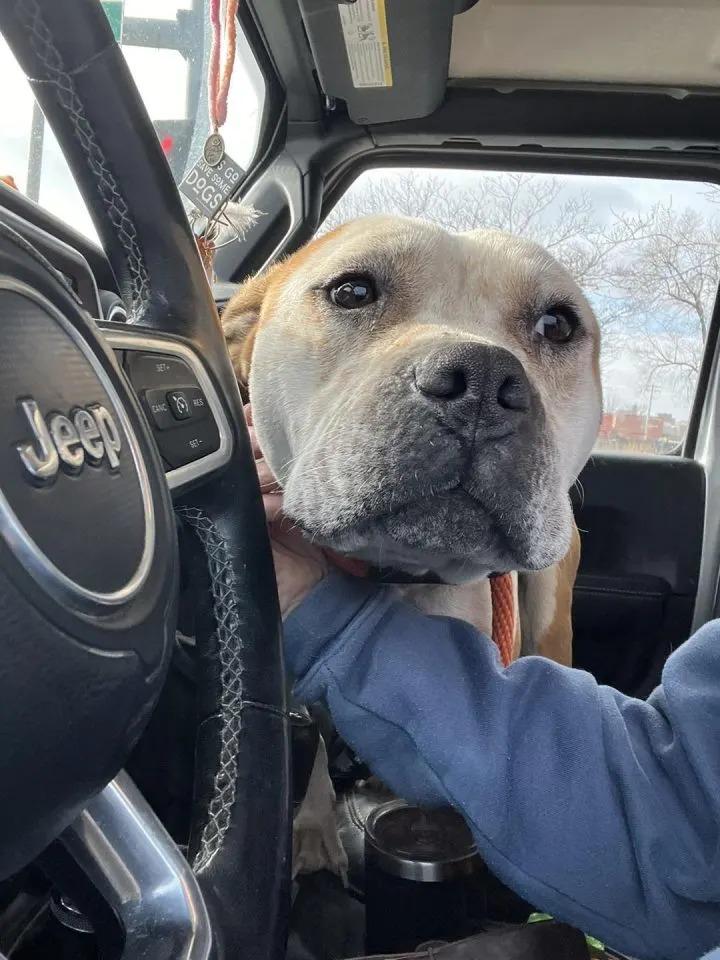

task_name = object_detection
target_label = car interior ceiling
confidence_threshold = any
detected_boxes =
[2,0,720,958]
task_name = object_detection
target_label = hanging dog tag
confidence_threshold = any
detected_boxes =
[203,132,225,167]
[180,135,244,220]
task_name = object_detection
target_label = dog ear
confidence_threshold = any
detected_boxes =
[221,269,275,396]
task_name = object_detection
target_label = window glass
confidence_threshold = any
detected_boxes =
[0,0,264,243]
[323,169,720,455]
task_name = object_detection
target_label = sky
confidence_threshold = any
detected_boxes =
[0,0,717,420]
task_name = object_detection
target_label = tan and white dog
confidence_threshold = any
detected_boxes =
[222,214,602,875]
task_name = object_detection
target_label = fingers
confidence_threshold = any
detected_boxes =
[263,492,284,524]
[244,403,282,494]
[256,457,280,494]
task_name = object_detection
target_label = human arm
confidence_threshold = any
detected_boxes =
[285,573,720,960]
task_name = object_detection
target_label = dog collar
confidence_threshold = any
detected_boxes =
[325,551,516,667]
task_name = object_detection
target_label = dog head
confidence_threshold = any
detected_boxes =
[224,215,602,583]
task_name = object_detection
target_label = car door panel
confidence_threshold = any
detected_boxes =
[572,454,705,696]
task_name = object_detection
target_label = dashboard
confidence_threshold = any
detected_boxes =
[0,192,234,494]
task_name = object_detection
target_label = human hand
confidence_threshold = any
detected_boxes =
[246,405,329,618]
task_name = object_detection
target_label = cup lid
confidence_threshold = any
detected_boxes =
[364,800,480,882]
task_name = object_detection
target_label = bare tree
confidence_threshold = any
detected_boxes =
[604,201,720,396]
[323,172,455,228]
[323,172,606,284]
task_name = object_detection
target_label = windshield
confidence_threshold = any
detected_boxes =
[0,0,264,243]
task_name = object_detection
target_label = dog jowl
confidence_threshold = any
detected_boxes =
[223,215,602,585]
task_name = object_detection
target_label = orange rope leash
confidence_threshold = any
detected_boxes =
[208,0,239,132]
[217,0,239,128]
[489,573,516,667]
[207,0,222,132]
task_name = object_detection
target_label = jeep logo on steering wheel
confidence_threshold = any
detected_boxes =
[16,398,122,482]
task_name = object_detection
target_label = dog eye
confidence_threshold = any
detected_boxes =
[329,276,377,310]
[533,307,578,344]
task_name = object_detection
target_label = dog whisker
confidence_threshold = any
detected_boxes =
[572,478,586,508]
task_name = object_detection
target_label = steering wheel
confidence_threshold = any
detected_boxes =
[0,2,290,958]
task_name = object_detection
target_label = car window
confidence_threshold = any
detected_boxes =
[322,168,720,455]
[0,0,264,244]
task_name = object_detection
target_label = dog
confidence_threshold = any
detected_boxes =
[222,214,602,876]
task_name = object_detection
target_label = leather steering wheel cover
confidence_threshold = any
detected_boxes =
[0,2,292,957]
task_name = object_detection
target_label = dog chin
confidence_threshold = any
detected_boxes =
[307,509,567,584]
[290,485,573,582]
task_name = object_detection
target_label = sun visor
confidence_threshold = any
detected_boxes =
[297,0,478,124]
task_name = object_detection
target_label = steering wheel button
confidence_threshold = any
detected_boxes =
[155,417,221,468]
[143,388,178,431]
[174,386,209,421]
[126,351,199,391]
[167,389,192,421]
[187,386,209,418]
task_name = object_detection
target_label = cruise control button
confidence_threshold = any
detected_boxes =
[184,386,210,420]
[126,351,197,391]
[143,388,177,431]
[155,417,221,468]
[167,390,192,421]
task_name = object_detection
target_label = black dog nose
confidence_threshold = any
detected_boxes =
[414,342,531,414]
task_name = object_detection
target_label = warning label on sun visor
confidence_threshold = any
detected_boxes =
[338,0,393,89]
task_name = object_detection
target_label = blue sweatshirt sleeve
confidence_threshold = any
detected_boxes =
[284,571,720,960]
